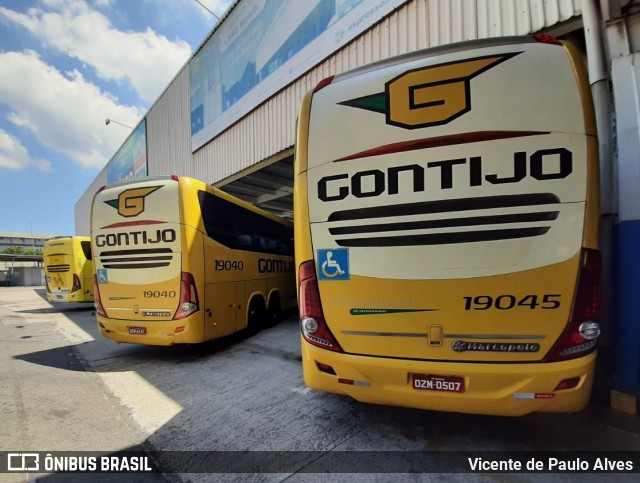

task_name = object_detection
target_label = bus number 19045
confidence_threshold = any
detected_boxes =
[463,294,561,311]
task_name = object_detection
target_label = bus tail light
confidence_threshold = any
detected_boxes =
[45,276,51,293]
[173,272,199,319]
[93,275,107,317]
[545,249,601,362]
[71,274,81,292]
[299,261,343,352]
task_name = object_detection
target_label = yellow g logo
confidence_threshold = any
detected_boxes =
[104,186,161,217]
[340,52,519,129]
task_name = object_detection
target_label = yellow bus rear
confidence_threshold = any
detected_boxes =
[90,175,296,346]
[294,36,601,416]
[44,236,94,303]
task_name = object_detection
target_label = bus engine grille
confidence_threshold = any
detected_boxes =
[327,194,560,247]
[46,264,70,273]
[98,248,174,269]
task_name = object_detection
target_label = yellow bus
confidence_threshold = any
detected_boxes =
[44,236,95,303]
[294,35,601,416]
[90,175,296,346]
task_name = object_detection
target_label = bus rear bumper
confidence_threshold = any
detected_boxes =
[48,291,86,303]
[96,315,202,346]
[301,338,596,417]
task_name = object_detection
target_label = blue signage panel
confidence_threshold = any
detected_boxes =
[106,120,148,184]
[189,0,409,150]
[317,248,350,281]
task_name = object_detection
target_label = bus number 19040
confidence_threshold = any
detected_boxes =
[214,260,244,271]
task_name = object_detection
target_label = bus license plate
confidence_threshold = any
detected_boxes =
[128,326,147,335]
[411,374,465,393]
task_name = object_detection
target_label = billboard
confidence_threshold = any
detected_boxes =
[190,0,409,151]
[106,120,148,184]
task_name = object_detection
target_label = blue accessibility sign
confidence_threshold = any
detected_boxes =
[97,268,108,284]
[317,249,350,281]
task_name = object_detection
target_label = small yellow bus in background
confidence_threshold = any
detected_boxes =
[90,175,296,346]
[44,236,94,303]
[294,35,601,416]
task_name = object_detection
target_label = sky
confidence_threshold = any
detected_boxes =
[0,0,233,237]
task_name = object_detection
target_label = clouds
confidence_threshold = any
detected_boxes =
[0,49,143,169]
[0,0,193,103]
[0,128,52,172]
[0,0,210,173]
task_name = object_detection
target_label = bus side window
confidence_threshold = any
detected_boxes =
[80,241,93,261]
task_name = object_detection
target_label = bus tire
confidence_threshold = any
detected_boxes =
[247,297,266,335]
[267,293,281,327]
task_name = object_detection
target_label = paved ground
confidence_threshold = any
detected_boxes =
[1,286,639,482]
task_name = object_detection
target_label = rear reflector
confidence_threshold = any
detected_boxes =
[315,362,337,375]
[554,377,581,391]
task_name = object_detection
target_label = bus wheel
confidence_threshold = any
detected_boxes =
[267,294,281,327]
[247,297,266,335]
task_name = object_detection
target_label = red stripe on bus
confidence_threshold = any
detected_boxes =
[101,220,167,229]
[333,131,549,162]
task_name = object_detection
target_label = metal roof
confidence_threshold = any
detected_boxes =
[217,154,294,219]
[0,254,43,263]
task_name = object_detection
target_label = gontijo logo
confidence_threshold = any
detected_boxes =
[104,186,161,217]
[340,52,520,129]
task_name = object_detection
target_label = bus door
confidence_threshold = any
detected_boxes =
[202,235,243,339]
[204,282,238,339]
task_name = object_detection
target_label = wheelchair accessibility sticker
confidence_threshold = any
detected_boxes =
[317,249,349,281]
[97,268,108,284]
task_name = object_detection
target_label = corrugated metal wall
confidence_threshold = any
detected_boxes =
[147,69,194,178]
[161,0,582,185]
[76,0,582,233]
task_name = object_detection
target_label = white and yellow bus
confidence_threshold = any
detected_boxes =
[294,35,601,416]
[44,236,94,303]
[90,175,296,346]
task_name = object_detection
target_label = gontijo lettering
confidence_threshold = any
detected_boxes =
[95,229,177,247]
[318,148,572,201]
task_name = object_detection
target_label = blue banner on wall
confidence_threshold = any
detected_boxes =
[190,0,408,151]
[106,120,148,184]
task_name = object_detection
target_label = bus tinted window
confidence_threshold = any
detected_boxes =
[80,240,92,261]
[198,190,293,256]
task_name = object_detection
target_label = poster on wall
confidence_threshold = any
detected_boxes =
[106,120,148,184]
[190,0,409,151]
